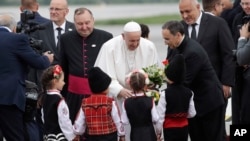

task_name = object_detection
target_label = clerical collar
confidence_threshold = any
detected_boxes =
[177,35,185,48]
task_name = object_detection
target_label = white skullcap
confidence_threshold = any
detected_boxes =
[123,21,141,32]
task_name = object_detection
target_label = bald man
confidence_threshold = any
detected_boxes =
[32,0,75,65]
[31,0,75,88]
[0,14,53,141]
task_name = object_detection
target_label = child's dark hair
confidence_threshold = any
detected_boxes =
[41,65,63,90]
[38,65,63,107]
[129,71,146,93]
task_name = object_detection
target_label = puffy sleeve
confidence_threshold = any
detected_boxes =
[111,101,125,136]
[73,108,86,135]
[57,99,76,140]
[155,91,166,134]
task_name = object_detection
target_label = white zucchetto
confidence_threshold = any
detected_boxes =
[123,21,141,32]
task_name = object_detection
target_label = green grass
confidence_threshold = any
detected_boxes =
[95,14,181,25]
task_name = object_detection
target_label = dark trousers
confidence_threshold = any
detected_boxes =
[0,105,25,141]
[0,129,3,141]
[240,74,250,124]
[25,120,40,141]
[163,126,188,141]
[86,132,117,141]
[231,66,244,124]
[67,92,90,122]
[188,105,224,141]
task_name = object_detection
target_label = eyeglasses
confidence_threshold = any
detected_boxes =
[240,2,250,6]
[49,7,65,12]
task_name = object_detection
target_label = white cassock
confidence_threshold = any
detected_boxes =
[94,35,160,110]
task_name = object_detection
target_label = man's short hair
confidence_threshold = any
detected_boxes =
[21,0,37,9]
[202,0,221,12]
[74,7,93,17]
[162,20,185,35]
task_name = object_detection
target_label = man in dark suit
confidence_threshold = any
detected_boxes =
[33,0,75,65]
[0,14,53,141]
[179,0,235,140]
[179,0,235,100]
[31,0,75,89]
[162,20,225,141]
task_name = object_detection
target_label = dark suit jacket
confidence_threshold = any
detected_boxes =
[32,12,50,24]
[29,21,75,88]
[0,28,50,111]
[167,36,225,116]
[181,12,235,87]
[33,21,75,64]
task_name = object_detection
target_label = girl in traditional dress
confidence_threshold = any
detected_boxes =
[121,70,160,141]
[40,65,76,141]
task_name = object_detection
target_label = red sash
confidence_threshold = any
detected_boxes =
[163,117,188,128]
[68,74,91,95]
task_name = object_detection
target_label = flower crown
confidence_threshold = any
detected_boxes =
[126,69,150,85]
[53,65,62,79]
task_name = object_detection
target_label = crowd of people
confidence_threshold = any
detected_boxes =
[0,0,250,140]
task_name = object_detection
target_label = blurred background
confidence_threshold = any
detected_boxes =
[0,0,179,5]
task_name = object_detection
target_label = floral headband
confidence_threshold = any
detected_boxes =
[53,65,62,79]
[126,69,150,85]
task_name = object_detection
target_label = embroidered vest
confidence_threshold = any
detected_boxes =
[82,95,117,135]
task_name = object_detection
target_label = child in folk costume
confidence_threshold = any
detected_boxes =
[121,69,160,141]
[73,67,125,141]
[156,54,196,141]
[40,65,76,141]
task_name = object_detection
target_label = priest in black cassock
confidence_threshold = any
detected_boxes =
[59,7,113,123]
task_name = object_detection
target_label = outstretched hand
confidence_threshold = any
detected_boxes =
[118,88,133,99]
